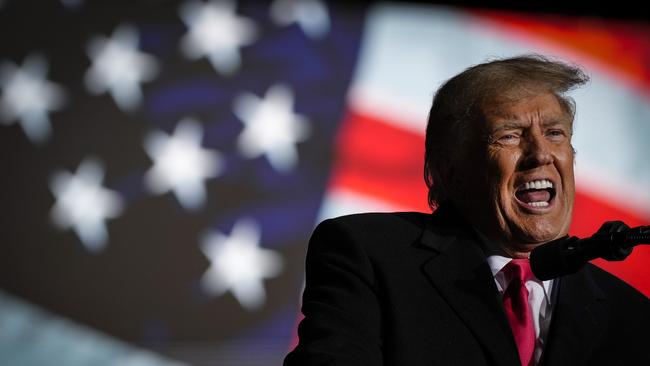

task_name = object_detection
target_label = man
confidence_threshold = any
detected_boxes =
[284,55,650,365]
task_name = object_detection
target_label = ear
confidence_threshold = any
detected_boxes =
[441,156,465,201]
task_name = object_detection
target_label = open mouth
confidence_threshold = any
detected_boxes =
[514,179,556,209]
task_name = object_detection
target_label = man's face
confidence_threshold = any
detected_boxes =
[455,92,575,253]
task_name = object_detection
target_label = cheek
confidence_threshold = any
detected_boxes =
[488,150,520,193]
[558,147,576,191]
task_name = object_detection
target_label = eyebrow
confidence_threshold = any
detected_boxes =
[490,121,528,133]
[489,118,571,133]
[541,119,572,128]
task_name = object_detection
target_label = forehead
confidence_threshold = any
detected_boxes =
[482,92,572,128]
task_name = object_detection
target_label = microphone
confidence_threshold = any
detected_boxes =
[530,221,650,281]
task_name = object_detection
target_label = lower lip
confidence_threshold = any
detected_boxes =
[514,193,556,213]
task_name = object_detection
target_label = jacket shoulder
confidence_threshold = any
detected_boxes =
[316,211,431,243]
[324,211,431,227]
[583,263,650,306]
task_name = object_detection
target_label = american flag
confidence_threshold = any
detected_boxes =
[0,1,648,365]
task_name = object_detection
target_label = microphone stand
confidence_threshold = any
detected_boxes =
[530,221,650,281]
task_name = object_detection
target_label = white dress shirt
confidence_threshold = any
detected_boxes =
[487,255,554,365]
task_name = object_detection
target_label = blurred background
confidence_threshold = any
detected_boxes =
[1,0,648,365]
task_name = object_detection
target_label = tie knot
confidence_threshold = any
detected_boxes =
[503,258,534,284]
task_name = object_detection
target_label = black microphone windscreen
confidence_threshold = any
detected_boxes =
[530,236,582,281]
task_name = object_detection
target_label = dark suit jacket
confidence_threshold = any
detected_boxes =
[284,210,650,365]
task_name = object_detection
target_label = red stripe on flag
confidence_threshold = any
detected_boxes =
[328,110,430,212]
[469,9,650,97]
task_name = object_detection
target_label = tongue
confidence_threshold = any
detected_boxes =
[516,189,551,203]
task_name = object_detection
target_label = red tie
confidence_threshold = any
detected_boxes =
[502,259,535,366]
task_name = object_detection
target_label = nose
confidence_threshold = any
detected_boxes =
[520,131,553,169]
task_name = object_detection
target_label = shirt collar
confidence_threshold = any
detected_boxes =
[486,254,511,277]
[487,254,553,295]
[470,226,553,295]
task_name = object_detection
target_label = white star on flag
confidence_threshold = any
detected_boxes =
[179,0,257,75]
[270,0,330,39]
[84,24,158,112]
[144,118,223,211]
[0,54,66,144]
[200,219,283,311]
[49,158,124,252]
[234,83,310,172]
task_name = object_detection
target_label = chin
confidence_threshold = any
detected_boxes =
[501,199,571,244]
[511,221,566,245]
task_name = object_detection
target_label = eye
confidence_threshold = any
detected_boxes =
[497,133,520,145]
[546,129,567,141]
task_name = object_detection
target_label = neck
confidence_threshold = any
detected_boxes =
[471,226,536,259]
[500,246,532,259]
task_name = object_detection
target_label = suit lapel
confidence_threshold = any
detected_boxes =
[540,267,608,366]
[418,227,521,366]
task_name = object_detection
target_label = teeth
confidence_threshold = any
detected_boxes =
[529,201,549,207]
[523,179,553,190]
